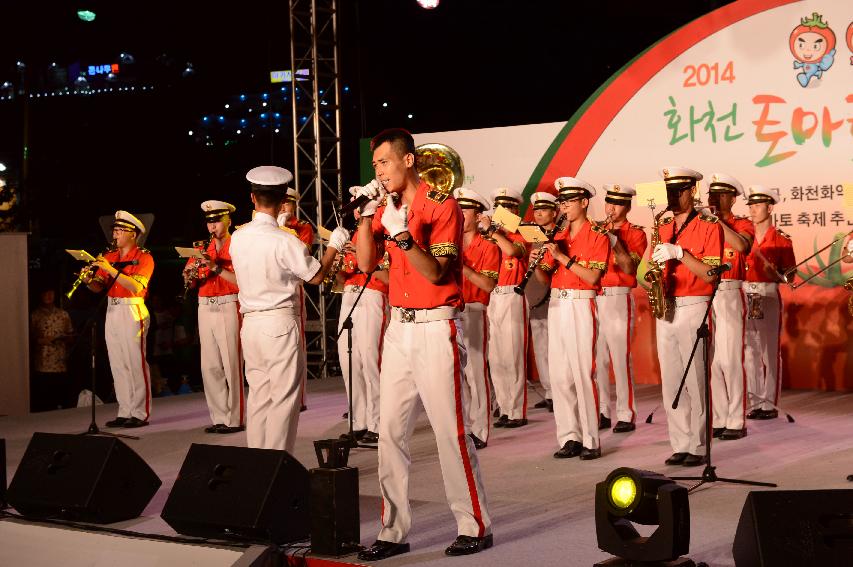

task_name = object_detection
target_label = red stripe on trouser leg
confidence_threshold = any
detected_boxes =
[522,296,529,419]
[136,306,151,421]
[739,290,747,426]
[625,294,635,422]
[449,320,485,538]
[588,299,600,429]
[773,289,782,406]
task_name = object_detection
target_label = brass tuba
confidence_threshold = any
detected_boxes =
[415,143,465,195]
[645,206,670,320]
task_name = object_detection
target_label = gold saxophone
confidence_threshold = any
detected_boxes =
[322,248,348,299]
[66,239,118,299]
[645,208,670,320]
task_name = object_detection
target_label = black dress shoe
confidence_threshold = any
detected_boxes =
[493,415,509,428]
[204,424,224,433]
[547,400,554,413]
[579,447,602,460]
[361,431,379,444]
[682,454,706,467]
[665,452,689,465]
[105,417,128,428]
[445,533,493,556]
[533,399,550,409]
[746,409,762,420]
[758,409,778,420]
[503,418,528,428]
[342,411,348,419]
[123,417,149,428]
[712,427,726,438]
[493,407,501,418]
[612,421,636,433]
[217,425,245,434]
[721,428,747,440]
[553,440,583,459]
[598,414,611,430]
[357,540,410,561]
[469,433,487,450]
[300,404,307,412]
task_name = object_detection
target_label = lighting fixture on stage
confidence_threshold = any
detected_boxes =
[416,0,440,9]
[119,52,135,64]
[74,74,89,89]
[0,163,6,172]
[595,467,698,567]
[77,9,96,22]
[182,63,195,78]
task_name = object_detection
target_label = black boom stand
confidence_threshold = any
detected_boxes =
[336,270,378,450]
[669,277,775,491]
[67,262,138,440]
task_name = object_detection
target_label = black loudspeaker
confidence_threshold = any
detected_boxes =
[310,467,359,555]
[161,443,310,544]
[733,490,853,566]
[6,432,161,523]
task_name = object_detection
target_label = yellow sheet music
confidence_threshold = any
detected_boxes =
[635,181,668,209]
[492,206,521,233]
[517,224,549,243]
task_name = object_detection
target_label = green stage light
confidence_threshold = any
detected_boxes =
[608,475,637,510]
[77,10,96,22]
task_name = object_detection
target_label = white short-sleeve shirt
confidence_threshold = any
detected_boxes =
[230,211,321,313]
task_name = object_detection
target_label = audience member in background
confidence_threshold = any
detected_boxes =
[30,287,75,411]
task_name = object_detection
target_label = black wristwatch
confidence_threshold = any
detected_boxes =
[212,264,223,276]
[395,234,415,251]
[564,256,576,270]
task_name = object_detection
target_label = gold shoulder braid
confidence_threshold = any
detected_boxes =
[659,217,675,226]
[699,214,719,224]
[426,187,450,204]
[480,270,499,281]
[279,226,298,236]
[590,223,608,235]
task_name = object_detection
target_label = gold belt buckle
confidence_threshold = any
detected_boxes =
[111,298,120,305]
[559,289,570,299]
[208,297,218,305]
[399,308,416,323]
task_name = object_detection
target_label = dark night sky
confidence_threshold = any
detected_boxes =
[0,0,731,295]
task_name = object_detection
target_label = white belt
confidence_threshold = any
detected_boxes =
[491,285,517,295]
[600,286,631,296]
[743,282,778,295]
[109,297,144,305]
[242,305,297,318]
[668,295,711,308]
[391,306,459,323]
[551,288,597,300]
[717,280,743,291]
[199,294,238,306]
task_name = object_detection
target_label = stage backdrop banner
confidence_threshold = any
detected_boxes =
[0,233,30,415]
[360,0,852,391]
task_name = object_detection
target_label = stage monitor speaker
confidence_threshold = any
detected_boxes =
[733,489,853,567]
[6,432,161,523]
[161,443,310,544]
[310,467,359,555]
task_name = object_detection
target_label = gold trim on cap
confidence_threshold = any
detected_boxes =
[605,192,633,201]
[709,182,738,193]
[457,198,484,209]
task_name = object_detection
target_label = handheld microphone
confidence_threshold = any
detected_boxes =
[339,195,371,216]
[707,262,732,277]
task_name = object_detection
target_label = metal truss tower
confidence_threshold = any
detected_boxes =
[289,0,342,379]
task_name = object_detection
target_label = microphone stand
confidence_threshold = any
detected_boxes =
[67,261,139,440]
[335,270,378,450]
[669,271,774,491]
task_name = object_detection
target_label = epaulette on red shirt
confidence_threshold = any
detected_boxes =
[699,214,719,224]
[426,187,451,204]
[659,216,674,226]
[778,229,792,240]
[590,223,609,235]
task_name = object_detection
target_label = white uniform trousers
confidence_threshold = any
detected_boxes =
[710,283,747,430]
[198,298,245,427]
[594,291,637,423]
[241,307,303,452]
[526,278,552,399]
[461,302,490,442]
[743,284,783,411]
[656,298,709,455]
[298,285,308,406]
[377,317,491,543]
[487,291,528,420]
[105,301,152,421]
[337,287,388,433]
[548,295,600,450]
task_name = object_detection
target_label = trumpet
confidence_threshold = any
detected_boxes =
[514,214,567,295]
[182,233,215,300]
[780,230,852,289]
[594,212,614,232]
[66,240,118,299]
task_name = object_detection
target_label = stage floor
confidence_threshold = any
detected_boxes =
[2,379,852,566]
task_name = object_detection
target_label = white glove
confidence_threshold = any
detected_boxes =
[327,226,350,252]
[276,211,292,227]
[652,243,684,263]
[351,179,386,217]
[606,232,617,248]
[477,214,492,233]
[381,199,409,238]
[697,207,717,220]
